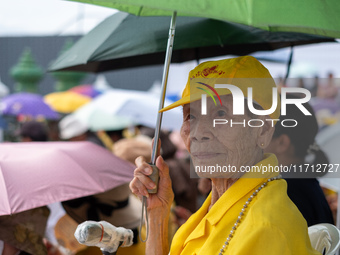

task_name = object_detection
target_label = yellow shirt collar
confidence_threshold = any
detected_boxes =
[181,153,279,246]
[205,153,279,226]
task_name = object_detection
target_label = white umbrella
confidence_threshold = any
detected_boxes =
[70,89,183,131]
[93,74,112,92]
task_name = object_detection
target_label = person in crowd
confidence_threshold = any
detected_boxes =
[58,115,105,148]
[19,120,48,142]
[130,56,320,254]
[317,72,338,100]
[310,75,319,98]
[264,95,334,226]
[0,207,54,255]
[46,120,61,141]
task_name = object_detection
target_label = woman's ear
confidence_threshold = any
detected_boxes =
[256,116,275,148]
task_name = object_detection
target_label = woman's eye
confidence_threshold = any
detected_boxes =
[189,114,196,120]
[184,114,195,121]
[217,110,226,117]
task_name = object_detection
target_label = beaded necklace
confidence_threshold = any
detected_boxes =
[218,175,282,255]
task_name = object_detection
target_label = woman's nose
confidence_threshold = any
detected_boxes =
[191,119,214,142]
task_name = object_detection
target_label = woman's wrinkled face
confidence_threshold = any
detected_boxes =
[180,95,261,178]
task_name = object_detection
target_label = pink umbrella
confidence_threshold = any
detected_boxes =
[0,141,135,216]
[69,84,102,98]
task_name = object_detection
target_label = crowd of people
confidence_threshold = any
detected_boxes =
[1,55,339,255]
[281,72,340,128]
[0,115,199,254]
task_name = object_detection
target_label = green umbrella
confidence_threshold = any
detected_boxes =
[69,0,340,38]
[62,2,340,165]
[49,12,334,73]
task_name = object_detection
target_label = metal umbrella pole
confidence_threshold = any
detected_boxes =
[283,46,294,85]
[139,11,177,242]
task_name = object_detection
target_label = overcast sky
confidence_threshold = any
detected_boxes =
[1,0,340,79]
[0,0,116,36]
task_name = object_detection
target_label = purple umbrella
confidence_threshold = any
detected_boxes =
[69,84,102,98]
[0,92,59,120]
[310,98,340,114]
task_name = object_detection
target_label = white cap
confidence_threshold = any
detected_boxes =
[59,114,88,140]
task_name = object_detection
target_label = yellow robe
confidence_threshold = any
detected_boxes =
[170,154,321,255]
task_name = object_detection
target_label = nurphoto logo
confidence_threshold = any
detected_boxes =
[197,82,312,128]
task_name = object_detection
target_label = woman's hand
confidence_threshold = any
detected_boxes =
[130,140,173,255]
[130,154,174,213]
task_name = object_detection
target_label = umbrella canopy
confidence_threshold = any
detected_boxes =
[67,0,340,38]
[60,109,135,135]
[69,84,103,98]
[0,141,135,216]
[49,12,335,72]
[69,89,183,131]
[44,91,91,114]
[0,92,59,120]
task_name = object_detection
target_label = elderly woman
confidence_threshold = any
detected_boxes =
[130,56,320,255]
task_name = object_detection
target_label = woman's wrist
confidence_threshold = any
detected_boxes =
[148,206,171,218]
[146,209,170,255]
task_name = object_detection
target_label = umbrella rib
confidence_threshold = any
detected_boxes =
[56,147,106,197]
[0,163,12,215]
[137,6,143,16]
